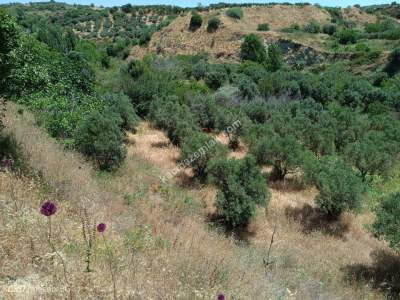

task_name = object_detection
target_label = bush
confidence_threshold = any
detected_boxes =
[231,74,258,100]
[304,20,321,33]
[384,48,400,76]
[192,60,208,80]
[305,155,365,219]
[373,192,400,252]
[226,7,243,19]
[266,44,283,72]
[180,132,227,179]
[75,111,126,171]
[188,94,218,130]
[322,23,336,35]
[205,64,228,89]
[207,17,221,33]
[240,34,266,64]
[336,29,358,44]
[189,12,202,31]
[207,155,270,228]
[257,23,269,31]
[127,59,145,79]
[103,93,140,132]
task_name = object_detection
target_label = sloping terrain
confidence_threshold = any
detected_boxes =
[130,5,376,61]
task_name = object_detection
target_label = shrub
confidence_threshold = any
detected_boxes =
[188,94,218,130]
[304,20,321,33]
[180,132,227,179]
[373,192,400,252]
[322,23,336,35]
[336,29,358,44]
[384,47,400,76]
[207,155,271,228]
[103,93,140,132]
[127,59,145,79]
[189,12,202,31]
[231,74,258,100]
[207,17,221,33]
[240,34,266,64]
[226,7,243,19]
[205,64,228,89]
[305,155,365,219]
[75,111,126,171]
[266,44,283,72]
[192,60,208,80]
[257,23,269,31]
[250,134,305,181]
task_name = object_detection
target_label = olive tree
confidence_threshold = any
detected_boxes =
[207,155,271,228]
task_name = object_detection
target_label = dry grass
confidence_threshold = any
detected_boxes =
[0,103,394,299]
[129,5,375,62]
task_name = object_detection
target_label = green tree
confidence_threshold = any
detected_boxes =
[207,155,270,228]
[0,9,20,93]
[250,134,305,181]
[240,34,266,64]
[305,155,365,219]
[373,192,400,252]
[103,93,140,132]
[344,131,395,181]
[265,44,283,72]
[75,111,126,171]
[180,132,227,179]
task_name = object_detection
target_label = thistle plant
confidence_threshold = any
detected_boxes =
[97,223,117,300]
[80,207,96,272]
[40,201,72,299]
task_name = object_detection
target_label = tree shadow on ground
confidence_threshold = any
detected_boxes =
[268,177,305,192]
[206,212,256,244]
[343,249,400,299]
[285,204,349,238]
[151,141,170,148]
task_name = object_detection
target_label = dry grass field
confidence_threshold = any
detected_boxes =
[130,5,376,62]
[1,103,398,299]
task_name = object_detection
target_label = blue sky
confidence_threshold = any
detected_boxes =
[0,0,394,8]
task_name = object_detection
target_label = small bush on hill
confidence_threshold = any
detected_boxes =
[240,34,266,64]
[257,23,269,31]
[373,192,400,252]
[336,29,358,44]
[189,12,202,31]
[207,155,271,228]
[304,20,321,33]
[322,23,336,35]
[207,17,221,33]
[226,7,243,19]
[75,111,126,171]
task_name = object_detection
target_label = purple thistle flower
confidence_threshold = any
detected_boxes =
[1,158,13,168]
[97,223,106,233]
[40,201,57,217]
[217,294,225,300]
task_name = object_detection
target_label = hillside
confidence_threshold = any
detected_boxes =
[130,5,377,62]
[1,3,400,299]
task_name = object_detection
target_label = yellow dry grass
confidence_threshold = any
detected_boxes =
[129,5,374,62]
[0,103,393,299]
